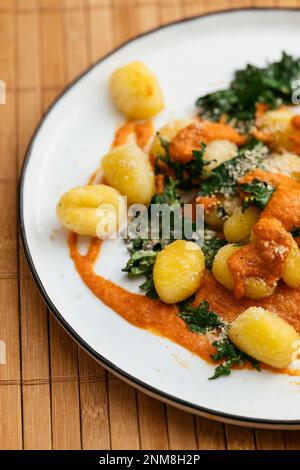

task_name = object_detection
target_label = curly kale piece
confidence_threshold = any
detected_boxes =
[240,178,275,210]
[196,52,300,130]
[209,338,260,380]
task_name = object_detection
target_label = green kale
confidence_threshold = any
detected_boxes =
[240,178,275,210]
[199,139,268,196]
[151,177,181,205]
[122,250,158,298]
[156,137,208,191]
[209,337,260,380]
[139,276,158,299]
[202,227,226,269]
[179,300,225,334]
[196,52,300,130]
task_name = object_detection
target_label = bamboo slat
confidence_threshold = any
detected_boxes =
[1,0,300,451]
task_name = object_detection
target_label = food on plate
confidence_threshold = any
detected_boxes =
[57,54,300,379]
[101,142,155,205]
[212,244,240,291]
[282,239,300,288]
[223,206,260,243]
[228,307,299,369]
[153,240,205,304]
[110,61,164,119]
[56,185,125,237]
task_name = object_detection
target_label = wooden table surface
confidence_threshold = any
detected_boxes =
[1,0,300,451]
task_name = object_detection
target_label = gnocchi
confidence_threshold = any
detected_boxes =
[212,244,240,291]
[203,139,238,172]
[110,61,164,120]
[260,108,295,152]
[244,277,275,299]
[56,184,125,238]
[229,307,299,369]
[153,240,205,304]
[205,206,225,230]
[101,142,155,205]
[223,206,260,243]
[282,239,300,288]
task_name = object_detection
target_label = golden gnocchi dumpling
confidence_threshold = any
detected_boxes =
[223,206,260,243]
[244,277,275,299]
[153,240,205,304]
[282,240,300,288]
[212,244,240,291]
[260,109,295,152]
[203,139,238,172]
[101,142,155,205]
[110,61,164,120]
[150,119,194,161]
[205,207,225,230]
[56,184,125,238]
[229,307,299,369]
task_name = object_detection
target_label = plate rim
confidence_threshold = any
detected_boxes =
[19,6,300,429]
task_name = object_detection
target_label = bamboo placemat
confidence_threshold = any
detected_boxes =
[1,0,300,450]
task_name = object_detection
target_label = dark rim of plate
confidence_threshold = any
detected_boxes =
[19,7,300,428]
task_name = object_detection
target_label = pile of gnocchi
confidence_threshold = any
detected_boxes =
[57,59,300,376]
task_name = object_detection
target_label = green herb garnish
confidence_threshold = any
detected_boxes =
[240,178,275,210]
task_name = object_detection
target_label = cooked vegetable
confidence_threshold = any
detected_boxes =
[110,61,164,119]
[223,206,260,243]
[228,307,299,369]
[240,178,275,210]
[203,139,238,172]
[101,142,155,205]
[56,184,125,237]
[282,239,300,288]
[202,228,227,269]
[153,240,205,304]
[212,244,240,290]
[210,337,260,379]
[155,138,209,191]
[196,52,300,130]
[199,139,268,196]
[179,300,224,334]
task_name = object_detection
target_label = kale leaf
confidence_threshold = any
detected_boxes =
[240,178,275,210]
[202,227,226,269]
[196,52,300,130]
[209,338,260,380]
[199,139,268,197]
[179,300,225,334]
[156,137,208,191]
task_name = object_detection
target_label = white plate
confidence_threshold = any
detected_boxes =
[20,8,300,429]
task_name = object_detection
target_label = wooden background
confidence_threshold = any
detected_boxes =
[1,0,300,451]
